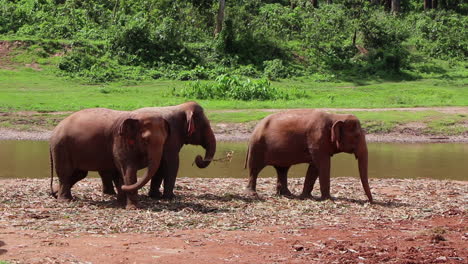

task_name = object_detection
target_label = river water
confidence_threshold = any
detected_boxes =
[0,141,466,181]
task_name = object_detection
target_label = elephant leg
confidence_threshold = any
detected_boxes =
[52,147,74,201]
[99,170,117,195]
[162,154,179,200]
[56,169,87,201]
[148,158,167,199]
[317,156,332,200]
[56,168,74,201]
[70,170,88,188]
[121,166,139,209]
[274,166,292,196]
[245,165,265,196]
[114,176,125,205]
[300,163,319,199]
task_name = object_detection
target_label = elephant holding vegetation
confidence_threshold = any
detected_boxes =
[244,109,373,203]
[100,101,217,199]
[49,108,169,209]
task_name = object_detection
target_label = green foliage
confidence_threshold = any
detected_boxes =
[408,10,467,59]
[0,0,466,83]
[263,59,291,80]
[176,75,287,100]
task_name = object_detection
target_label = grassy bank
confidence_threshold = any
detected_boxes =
[1,66,467,112]
[0,41,467,136]
[1,108,467,136]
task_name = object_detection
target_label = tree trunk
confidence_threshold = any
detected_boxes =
[424,0,433,9]
[391,0,400,14]
[432,0,438,9]
[214,0,225,36]
[327,0,332,4]
[311,0,319,8]
[382,0,391,11]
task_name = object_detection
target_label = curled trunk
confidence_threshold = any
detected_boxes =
[194,126,216,168]
[122,145,164,192]
[355,134,373,203]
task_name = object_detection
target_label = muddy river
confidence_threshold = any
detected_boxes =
[0,141,466,181]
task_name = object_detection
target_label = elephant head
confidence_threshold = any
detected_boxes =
[117,115,170,192]
[183,102,216,169]
[331,115,373,203]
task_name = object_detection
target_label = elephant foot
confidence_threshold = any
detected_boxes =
[125,202,140,210]
[102,187,117,195]
[299,193,313,200]
[57,196,73,202]
[103,190,117,195]
[276,188,293,197]
[124,193,141,209]
[244,188,258,197]
[116,193,126,205]
[319,194,332,201]
[50,184,59,198]
[161,192,175,200]
[148,189,162,200]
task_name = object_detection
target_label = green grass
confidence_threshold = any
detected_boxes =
[207,110,468,135]
[0,42,467,138]
[1,66,467,112]
[353,111,440,133]
[208,111,271,123]
[0,42,467,111]
[426,114,468,135]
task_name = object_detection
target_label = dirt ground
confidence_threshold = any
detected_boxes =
[0,178,466,263]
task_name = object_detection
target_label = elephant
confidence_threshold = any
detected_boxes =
[100,101,216,199]
[244,109,373,203]
[49,108,169,209]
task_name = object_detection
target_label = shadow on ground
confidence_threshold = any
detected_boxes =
[0,240,7,255]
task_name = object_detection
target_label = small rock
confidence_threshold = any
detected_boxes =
[293,245,304,251]
[431,234,446,243]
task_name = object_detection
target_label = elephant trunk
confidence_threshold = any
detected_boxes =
[355,135,373,203]
[122,143,164,192]
[195,126,216,168]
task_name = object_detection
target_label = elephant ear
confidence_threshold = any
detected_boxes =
[119,118,140,144]
[331,120,344,149]
[186,110,195,137]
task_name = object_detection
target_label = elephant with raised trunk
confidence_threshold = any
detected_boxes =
[100,101,216,199]
[49,108,169,209]
[245,109,373,203]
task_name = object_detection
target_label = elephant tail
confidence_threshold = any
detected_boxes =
[49,148,57,198]
[244,145,250,169]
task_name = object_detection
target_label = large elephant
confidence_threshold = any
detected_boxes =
[49,108,169,209]
[245,109,373,203]
[100,101,216,199]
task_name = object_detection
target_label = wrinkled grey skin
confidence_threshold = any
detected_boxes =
[101,102,216,199]
[245,109,373,203]
[50,108,169,209]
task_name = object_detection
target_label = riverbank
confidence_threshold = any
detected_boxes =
[0,178,466,263]
[2,126,467,143]
[1,107,468,143]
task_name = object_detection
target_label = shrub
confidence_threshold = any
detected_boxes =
[263,59,290,80]
[176,75,287,101]
[408,11,467,59]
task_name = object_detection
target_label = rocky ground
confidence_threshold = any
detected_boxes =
[0,178,466,263]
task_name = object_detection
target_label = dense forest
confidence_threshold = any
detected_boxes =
[0,0,466,83]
